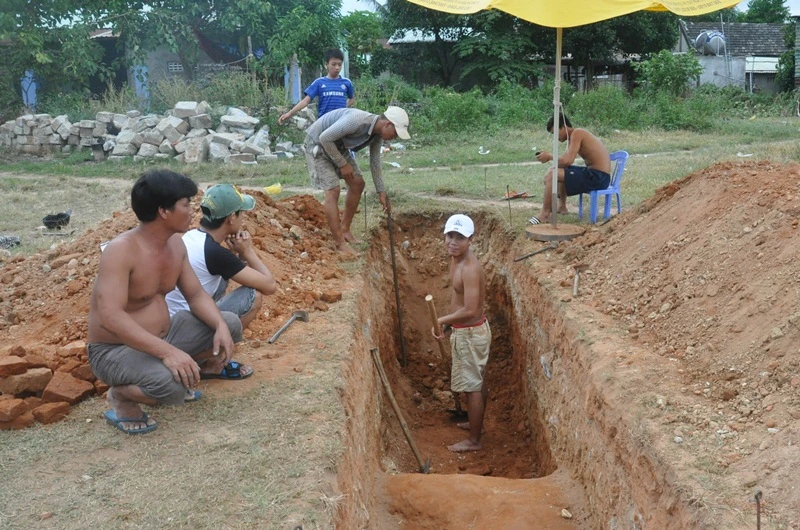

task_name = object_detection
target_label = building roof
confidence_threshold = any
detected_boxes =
[681,21,787,57]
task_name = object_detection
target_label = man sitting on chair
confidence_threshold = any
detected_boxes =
[529,112,610,224]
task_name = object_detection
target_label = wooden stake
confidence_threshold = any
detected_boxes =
[371,348,430,473]
[425,295,449,360]
[425,294,463,414]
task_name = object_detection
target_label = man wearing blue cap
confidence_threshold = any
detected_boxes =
[166,184,276,380]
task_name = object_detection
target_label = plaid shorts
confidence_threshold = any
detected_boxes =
[304,138,361,190]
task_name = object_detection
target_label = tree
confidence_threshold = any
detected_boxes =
[382,0,472,86]
[563,12,679,90]
[453,11,550,84]
[686,7,744,23]
[341,11,383,74]
[775,20,796,92]
[633,49,703,96]
[741,0,789,23]
[0,0,342,106]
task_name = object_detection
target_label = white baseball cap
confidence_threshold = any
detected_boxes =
[384,106,410,140]
[444,214,474,237]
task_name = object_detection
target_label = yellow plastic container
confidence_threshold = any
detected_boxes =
[264,183,282,195]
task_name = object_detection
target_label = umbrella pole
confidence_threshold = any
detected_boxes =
[550,27,562,227]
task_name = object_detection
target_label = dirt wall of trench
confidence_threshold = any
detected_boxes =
[501,263,700,529]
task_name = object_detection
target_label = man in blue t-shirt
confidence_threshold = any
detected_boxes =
[279,49,355,125]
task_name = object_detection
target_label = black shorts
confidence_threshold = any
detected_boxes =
[564,166,611,196]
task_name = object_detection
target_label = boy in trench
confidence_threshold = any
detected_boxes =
[431,214,491,452]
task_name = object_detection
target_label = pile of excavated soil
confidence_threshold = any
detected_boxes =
[549,160,800,527]
[0,190,345,429]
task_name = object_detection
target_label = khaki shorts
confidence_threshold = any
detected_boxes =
[450,320,491,393]
[87,311,243,405]
[304,138,361,191]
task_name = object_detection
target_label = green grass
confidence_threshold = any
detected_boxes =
[2,116,799,257]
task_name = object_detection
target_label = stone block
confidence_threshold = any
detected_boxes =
[113,113,128,130]
[241,143,265,156]
[141,129,164,146]
[0,355,29,376]
[158,139,175,155]
[56,359,82,373]
[320,291,342,303]
[182,138,208,163]
[72,364,96,382]
[0,367,53,395]
[220,115,259,128]
[257,154,280,163]
[224,153,256,164]
[32,402,71,424]
[79,120,96,129]
[229,140,245,152]
[186,128,208,139]
[94,379,110,394]
[174,101,200,118]
[137,143,160,157]
[95,111,114,123]
[42,372,94,404]
[188,114,213,129]
[0,398,26,421]
[49,134,63,145]
[208,142,230,162]
[111,143,137,156]
[23,396,44,410]
[22,354,48,368]
[58,340,86,359]
[50,253,83,270]
[210,133,244,147]
[126,110,141,118]
[134,116,159,133]
[0,411,34,430]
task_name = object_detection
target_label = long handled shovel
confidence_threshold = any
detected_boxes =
[424,295,465,418]
[386,198,408,366]
[371,348,430,473]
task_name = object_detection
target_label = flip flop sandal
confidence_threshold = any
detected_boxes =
[200,360,254,380]
[185,390,202,402]
[104,410,158,435]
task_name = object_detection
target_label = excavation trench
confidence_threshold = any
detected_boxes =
[336,213,698,529]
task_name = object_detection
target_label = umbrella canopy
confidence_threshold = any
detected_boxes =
[405,0,741,29]
[405,0,740,226]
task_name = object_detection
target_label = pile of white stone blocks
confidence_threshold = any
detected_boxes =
[0,101,303,165]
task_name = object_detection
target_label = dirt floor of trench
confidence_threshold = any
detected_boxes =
[2,159,800,529]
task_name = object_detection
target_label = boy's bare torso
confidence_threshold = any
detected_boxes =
[449,252,486,325]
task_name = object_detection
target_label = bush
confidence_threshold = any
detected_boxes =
[356,74,423,114]
[420,86,490,132]
[634,50,702,97]
[488,79,553,128]
[568,84,639,133]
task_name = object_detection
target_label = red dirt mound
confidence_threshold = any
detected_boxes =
[0,191,344,429]
[553,160,800,526]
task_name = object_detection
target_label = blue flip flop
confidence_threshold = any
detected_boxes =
[103,410,158,435]
[200,360,254,380]
[185,390,202,402]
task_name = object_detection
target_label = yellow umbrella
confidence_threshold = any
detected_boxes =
[406,0,741,227]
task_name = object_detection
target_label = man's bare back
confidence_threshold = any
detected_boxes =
[567,128,610,174]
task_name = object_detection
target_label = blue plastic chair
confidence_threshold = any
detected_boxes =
[578,150,628,224]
